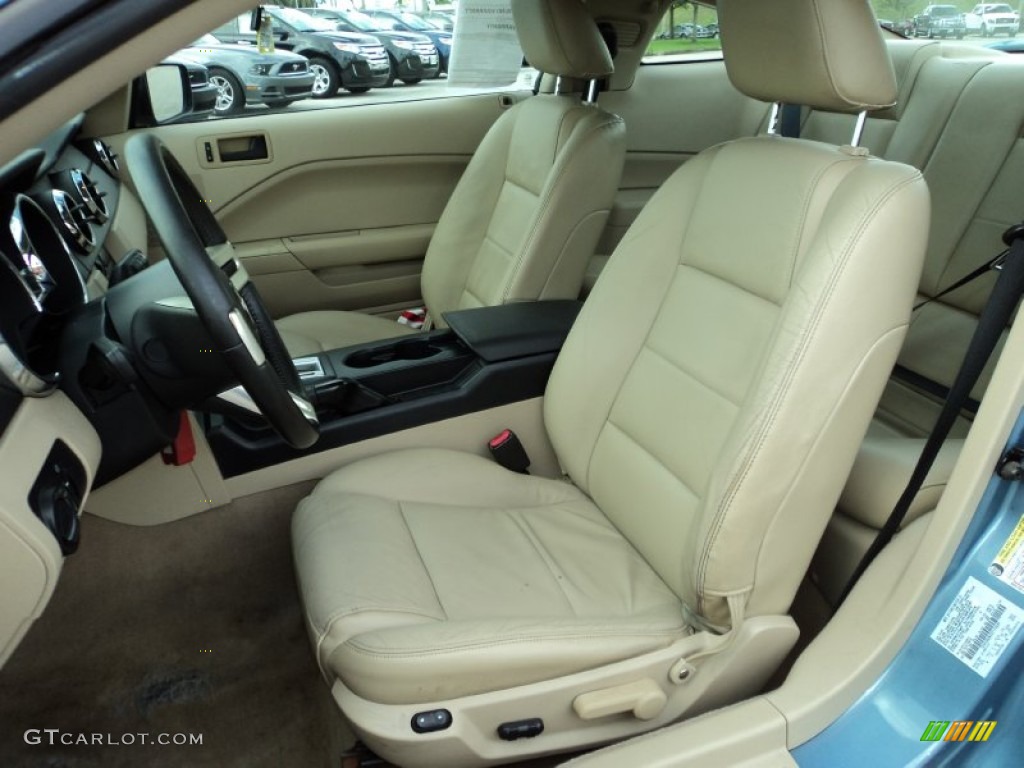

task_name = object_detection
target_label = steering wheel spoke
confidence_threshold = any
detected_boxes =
[125,134,318,450]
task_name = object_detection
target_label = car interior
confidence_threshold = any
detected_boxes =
[1,0,1024,766]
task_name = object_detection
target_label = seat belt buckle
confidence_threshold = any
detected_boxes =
[488,429,531,474]
[161,411,196,466]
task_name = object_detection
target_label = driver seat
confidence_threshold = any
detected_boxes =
[292,1,930,765]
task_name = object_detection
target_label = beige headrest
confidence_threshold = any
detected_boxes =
[512,0,613,79]
[719,0,897,112]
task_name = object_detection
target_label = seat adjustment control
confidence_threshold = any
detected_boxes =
[411,709,452,734]
[497,718,544,741]
[572,678,667,721]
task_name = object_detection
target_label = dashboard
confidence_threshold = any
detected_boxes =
[0,116,129,400]
[0,117,134,668]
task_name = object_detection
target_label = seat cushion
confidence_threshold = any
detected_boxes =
[292,449,685,705]
[276,310,416,357]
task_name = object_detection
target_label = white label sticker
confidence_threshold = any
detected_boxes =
[989,513,1024,595]
[931,576,1023,677]
[446,0,524,88]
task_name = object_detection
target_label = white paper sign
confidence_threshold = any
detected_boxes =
[930,576,1023,677]
[446,0,524,88]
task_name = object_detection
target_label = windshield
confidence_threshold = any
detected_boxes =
[343,10,380,33]
[396,12,433,31]
[987,4,1014,12]
[931,6,959,16]
[270,7,336,32]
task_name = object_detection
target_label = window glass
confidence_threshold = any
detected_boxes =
[644,2,722,61]
[167,3,532,125]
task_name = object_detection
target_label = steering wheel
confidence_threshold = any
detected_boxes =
[125,134,318,450]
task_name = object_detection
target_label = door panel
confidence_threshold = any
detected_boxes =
[115,94,515,317]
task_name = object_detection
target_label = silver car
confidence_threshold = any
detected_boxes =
[178,34,315,115]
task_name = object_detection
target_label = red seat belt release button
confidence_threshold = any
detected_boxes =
[488,429,531,474]
[162,411,197,466]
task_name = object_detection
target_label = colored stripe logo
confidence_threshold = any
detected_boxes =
[920,720,997,742]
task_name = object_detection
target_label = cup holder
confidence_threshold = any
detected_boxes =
[344,339,443,369]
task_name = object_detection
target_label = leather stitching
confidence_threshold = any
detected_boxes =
[695,171,923,617]
[345,627,684,659]
[509,510,577,615]
[501,113,624,305]
[398,502,448,620]
[691,150,849,614]
[583,148,717,493]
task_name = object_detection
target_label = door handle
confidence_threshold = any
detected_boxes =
[200,132,272,166]
[216,134,269,162]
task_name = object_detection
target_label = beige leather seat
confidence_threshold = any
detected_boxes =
[276,3,626,357]
[291,1,930,764]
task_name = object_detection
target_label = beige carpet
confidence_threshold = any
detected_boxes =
[0,481,347,768]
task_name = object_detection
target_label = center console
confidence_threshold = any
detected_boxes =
[205,301,582,476]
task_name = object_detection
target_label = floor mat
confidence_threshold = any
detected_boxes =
[0,481,339,768]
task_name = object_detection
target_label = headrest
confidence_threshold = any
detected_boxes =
[512,0,613,79]
[718,0,897,113]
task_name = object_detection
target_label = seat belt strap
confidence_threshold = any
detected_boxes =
[836,223,1024,608]
[913,249,1008,312]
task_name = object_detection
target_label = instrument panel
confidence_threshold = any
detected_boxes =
[0,118,124,399]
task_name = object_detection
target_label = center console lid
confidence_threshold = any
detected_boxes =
[443,301,582,363]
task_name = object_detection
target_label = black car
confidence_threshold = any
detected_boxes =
[307,7,439,86]
[213,6,389,97]
[913,4,967,38]
[367,9,452,75]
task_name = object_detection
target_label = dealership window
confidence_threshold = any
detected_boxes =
[160,3,535,125]
[643,2,722,63]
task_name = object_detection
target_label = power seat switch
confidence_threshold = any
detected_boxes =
[497,718,544,741]
[488,429,531,474]
[411,709,452,734]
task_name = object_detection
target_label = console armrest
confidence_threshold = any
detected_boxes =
[443,301,582,363]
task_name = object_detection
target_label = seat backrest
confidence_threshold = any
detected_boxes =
[543,0,930,629]
[420,0,625,323]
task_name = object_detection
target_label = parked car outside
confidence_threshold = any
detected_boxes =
[421,11,455,32]
[966,3,1020,36]
[213,6,389,97]
[306,7,439,86]
[914,4,967,38]
[177,34,314,115]
[366,9,452,75]
[161,54,217,120]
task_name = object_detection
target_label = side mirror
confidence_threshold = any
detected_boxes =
[276,30,290,42]
[135,63,193,126]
